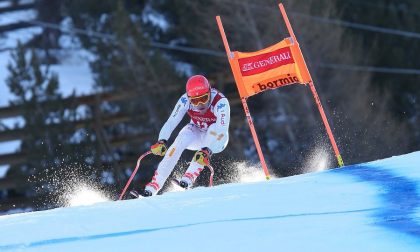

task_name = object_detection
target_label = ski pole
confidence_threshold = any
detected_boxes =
[207,164,214,187]
[118,151,152,200]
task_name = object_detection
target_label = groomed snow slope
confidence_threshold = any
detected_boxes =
[1,152,420,251]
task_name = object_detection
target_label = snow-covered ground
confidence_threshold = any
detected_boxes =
[0,9,36,26]
[0,151,419,251]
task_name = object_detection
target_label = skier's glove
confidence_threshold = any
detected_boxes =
[151,140,167,156]
[193,147,212,166]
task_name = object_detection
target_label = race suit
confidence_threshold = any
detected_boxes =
[145,88,230,194]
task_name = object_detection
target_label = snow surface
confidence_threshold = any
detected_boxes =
[0,9,36,26]
[0,151,420,251]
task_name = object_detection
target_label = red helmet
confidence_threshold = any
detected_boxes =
[186,75,210,97]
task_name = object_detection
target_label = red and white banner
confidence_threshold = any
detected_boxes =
[238,47,294,76]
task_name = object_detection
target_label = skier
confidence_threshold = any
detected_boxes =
[133,75,230,197]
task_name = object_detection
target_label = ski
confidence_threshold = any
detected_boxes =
[171,178,189,190]
[128,190,143,199]
[126,189,151,199]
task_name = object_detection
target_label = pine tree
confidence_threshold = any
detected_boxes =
[5,42,95,208]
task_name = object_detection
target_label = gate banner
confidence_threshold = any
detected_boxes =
[229,38,311,98]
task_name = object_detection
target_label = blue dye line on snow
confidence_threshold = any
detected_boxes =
[0,208,377,250]
[332,164,420,238]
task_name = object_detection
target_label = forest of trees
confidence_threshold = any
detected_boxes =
[3,0,420,210]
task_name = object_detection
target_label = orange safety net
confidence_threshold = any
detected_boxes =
[229,38,311,98]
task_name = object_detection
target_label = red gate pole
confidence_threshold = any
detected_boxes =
[308,81,344,166]
[216,16,271,179]
[240,97,271,179]
[279,3,344,167]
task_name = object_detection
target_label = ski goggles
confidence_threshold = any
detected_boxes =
[188,92,210,106]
